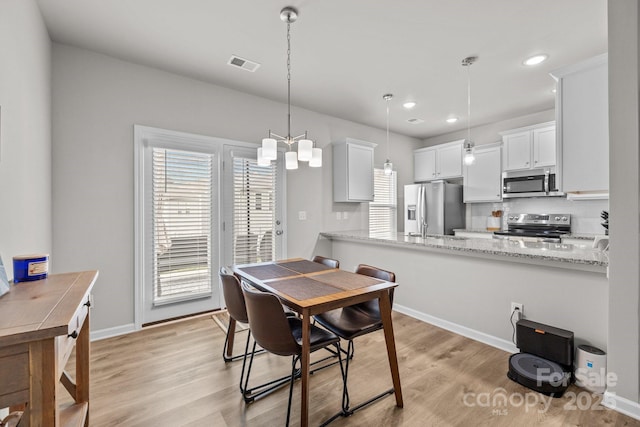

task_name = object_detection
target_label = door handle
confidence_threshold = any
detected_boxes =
[275,230,283,236]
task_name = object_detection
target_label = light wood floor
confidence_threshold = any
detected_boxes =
[62,312,640,426]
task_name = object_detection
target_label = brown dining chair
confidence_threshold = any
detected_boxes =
[313,264,396,425]
[219,267,291,402]
[242,282,344,427]
[312,255,340,269]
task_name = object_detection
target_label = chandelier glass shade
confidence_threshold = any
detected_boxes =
[257,7,321,170]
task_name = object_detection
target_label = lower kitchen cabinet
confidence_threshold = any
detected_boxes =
[463,143,502,203]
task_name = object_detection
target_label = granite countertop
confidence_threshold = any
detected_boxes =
[320,230,609,269]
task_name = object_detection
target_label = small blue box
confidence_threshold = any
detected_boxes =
[13,254,49,283]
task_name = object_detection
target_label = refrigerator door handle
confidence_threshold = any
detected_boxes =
[416,185,423,236]
[422,185,428,237]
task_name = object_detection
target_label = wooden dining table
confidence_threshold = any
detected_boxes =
[231,258,403,427]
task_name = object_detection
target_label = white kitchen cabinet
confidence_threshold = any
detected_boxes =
[463,143,502,203]
[551,54,608,196]
[501,122,556,171]
[414,140,463,182]
[333,138,376,202]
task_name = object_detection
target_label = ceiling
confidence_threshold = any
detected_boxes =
[35,0,607,139]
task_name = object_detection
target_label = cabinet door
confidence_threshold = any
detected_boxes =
[347,143,374,201]
[414,148,437,182]
[555,57,608,193]
[438,142,463,179]
[464,145,502,203]
[503,131,532,171]
[533,126,556,168]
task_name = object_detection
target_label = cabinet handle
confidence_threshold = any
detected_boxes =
[525,161,529,165]
[68,330,78,339]
[534,160,538,164]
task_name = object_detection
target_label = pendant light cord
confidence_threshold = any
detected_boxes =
[467,62,471,146]
[386,99,390,159]
[286,21,292,147]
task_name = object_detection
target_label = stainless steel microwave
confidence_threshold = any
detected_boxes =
[502,169,563,198]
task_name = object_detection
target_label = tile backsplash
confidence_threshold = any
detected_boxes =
[467,198,609,235]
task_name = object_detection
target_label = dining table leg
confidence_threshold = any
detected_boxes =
[379,290,404,408]
[300,309,311,427]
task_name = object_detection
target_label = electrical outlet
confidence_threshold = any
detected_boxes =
[511,302,523,317]
[343,211,348,220]
[336,212,342,220]
[298,211,307,221]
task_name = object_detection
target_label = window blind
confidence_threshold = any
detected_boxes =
[232,157,277,264]
[152,148,213,305]
[369,169,397,238]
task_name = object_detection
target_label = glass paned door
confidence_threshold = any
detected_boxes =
[223,147,285,266]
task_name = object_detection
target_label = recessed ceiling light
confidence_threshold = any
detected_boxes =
[523,54,548,66]
[403,101,417,109]
[446,117,458,124]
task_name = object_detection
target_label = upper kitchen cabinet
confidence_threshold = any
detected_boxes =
[463,143,502,203]
[551,54,608,197]
[414,140,463,182]
[500,122,556,171]
[333,138,376,202]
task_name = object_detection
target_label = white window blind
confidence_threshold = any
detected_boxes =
[369,168,397,237]
[232,156,277,264]
[152,148,213,305]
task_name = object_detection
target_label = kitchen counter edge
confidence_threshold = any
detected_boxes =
[319,231,608,273]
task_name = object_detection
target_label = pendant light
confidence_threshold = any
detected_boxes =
[383,93,393,176]
[257,7,321,169]
[462,56,478,166]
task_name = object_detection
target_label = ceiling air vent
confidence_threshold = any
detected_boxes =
[227,55,261,72]
[407,118,425,124]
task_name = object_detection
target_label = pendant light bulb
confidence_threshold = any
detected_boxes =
[383,93,393,175]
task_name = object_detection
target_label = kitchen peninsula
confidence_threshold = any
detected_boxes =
[318,230,608,355]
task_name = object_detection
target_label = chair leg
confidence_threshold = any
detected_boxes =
[223,325,266,363]
[241,339,298,403]
[238,329,253,393]
[319,339,394,426]
[286,355,300,427]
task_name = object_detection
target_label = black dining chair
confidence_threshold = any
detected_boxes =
[219,267,293,402]
[313,264,396,425]
[312,255,340,269]
[242,282,344,427]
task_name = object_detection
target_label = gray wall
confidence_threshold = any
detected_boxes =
[51,43,419,332]
[607,0,640,403]
[330,239,608,351]
[0,0,51,278]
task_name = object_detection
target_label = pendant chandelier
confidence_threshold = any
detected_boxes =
[462,56,478,166]
[257,6,321,169]
[383,93,393,176]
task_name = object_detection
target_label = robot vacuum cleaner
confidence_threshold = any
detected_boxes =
[507,319,574,397]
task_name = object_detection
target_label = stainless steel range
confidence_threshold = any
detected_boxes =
[493,213,571,243]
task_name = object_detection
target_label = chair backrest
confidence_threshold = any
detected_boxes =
[219,267,249,324]
[356,264,395,282]
[258,230,273,262]
[312,255,340,269]
[241,283,300,357]
[355,264,396,314]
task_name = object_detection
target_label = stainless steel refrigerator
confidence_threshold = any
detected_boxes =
[404,181,465,236]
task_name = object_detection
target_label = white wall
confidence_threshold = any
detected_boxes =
[607,0,640,404]
[421,109,556,148]
[0,0,51,278]
[51,43,420,331]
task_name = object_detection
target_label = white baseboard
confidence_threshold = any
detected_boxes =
[90,323,136,341]
[603,392,640,421]
[394,304,518,354]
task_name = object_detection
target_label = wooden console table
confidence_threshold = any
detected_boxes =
[0,270,98,427]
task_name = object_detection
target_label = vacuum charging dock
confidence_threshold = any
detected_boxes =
[507,319,574,396]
